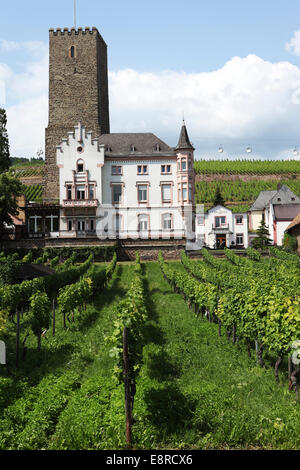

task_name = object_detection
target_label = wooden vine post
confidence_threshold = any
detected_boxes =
[15,309,20,368]
[123,327,132,448]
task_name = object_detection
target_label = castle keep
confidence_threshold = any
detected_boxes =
[44,27,110,202]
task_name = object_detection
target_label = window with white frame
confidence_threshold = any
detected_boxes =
[112,165,122,175]
[76,186,85,200]
[182,183,187,201]
[162,213,172,230]
[236,234,244,245]
[215,216,226,227]
[89,185,95,199]
[112,184,122,204]
[161,164,171,174]
[137,165,148,174]
[181,159,187,171]
[66,185,72,200]
[138,184,148,202]
[189,183,192,201]
[162,183,172,202]
[138,214,148,232]
[45,215,59,233]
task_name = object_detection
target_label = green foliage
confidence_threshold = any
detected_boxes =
[0,172,25,238]
[283,233,298,253]
[105,252,147,386]
[50,256,59,268]
[29,291,51,350]
[252,219,272,249]
[22,251,33,263]
[0,255,94,312]
[212,185,225,206]
[0,109,10,173]
[194,159,300,175]
[246,247,262,261]
[24,184,43,203]
[0,253,22,285]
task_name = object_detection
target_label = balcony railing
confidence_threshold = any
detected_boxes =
[59,230,97,238]
[62,199,98,208]
[211,223,230,231]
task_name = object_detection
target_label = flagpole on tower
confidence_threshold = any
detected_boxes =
[74,0,77,29]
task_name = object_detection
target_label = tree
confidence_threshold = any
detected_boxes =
[0,108,10,173]
[0,172,25,239]
[213,186,225,206]
[252,218,272,250]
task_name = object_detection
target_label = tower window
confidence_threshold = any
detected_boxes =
[70,46,75,58]
[77,159,84,172]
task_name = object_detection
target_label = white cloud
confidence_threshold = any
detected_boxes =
[2,39,300,160]
[286,30,300,56]
[0,39,48,58]
[109,55,300,158]
[0,40,48,157]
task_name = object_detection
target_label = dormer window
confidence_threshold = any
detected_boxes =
[277,198,281,202]
[130,145,136,152]
[77,159,84,173]
[154,143,161,152]
[106,146,112,152]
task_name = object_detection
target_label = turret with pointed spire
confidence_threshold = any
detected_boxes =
[175,120,195,151]
[175,120,195,210]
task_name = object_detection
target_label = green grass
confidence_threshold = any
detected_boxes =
[1,260,300,450]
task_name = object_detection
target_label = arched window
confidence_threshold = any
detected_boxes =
[70,46,75,58]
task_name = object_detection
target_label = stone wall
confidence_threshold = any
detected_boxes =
[1,237,186,260]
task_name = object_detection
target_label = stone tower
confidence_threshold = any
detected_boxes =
[44,27,110,202]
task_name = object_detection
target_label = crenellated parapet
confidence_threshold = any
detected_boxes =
[49,27,107,45]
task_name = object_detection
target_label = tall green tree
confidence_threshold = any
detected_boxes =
[0,172,25,239]
[0,108,10,173]
[213,186,225,206]
[252,218,272,249]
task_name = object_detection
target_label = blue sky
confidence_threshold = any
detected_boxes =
[2,0,300,72]
[2,0,300,160]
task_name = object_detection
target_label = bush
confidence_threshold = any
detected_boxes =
[283,233,298,253]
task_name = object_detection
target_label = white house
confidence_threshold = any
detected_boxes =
[249,184,300,246]
[55,121,195,240]
[195,205,248,249]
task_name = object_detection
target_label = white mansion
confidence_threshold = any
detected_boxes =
[54,121,195,240]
